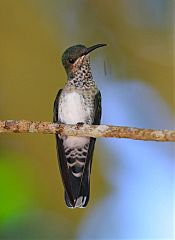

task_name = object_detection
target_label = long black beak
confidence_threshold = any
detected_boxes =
[85,44,107,55]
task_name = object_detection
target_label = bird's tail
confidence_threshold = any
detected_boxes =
[64,164,90,208]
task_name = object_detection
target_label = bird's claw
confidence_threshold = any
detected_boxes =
[76,122,84,129]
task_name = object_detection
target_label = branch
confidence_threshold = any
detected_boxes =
[0,120,174,142]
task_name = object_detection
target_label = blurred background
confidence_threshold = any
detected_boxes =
[0,0,174,239]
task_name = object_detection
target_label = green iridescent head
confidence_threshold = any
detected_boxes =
[62,44,107,77]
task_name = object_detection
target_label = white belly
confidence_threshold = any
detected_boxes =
[59,92,90,148]
[59,92,90,124]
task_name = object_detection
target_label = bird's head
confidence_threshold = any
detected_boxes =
[62,44,106,78]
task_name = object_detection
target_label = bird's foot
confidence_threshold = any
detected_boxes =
[76,122,84,129]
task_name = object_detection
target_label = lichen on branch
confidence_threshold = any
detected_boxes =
[0,120,174,142]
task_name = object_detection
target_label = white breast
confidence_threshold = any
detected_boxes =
[59,92,90,148]
[59,92,90,124]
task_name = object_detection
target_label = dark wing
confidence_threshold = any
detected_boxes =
[87,90,102,171]
[53,89,75,206]
[93,90,102,125]
[53,89,62,123]
[77,90,102,207]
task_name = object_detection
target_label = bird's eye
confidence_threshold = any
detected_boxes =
[69,58,75,64]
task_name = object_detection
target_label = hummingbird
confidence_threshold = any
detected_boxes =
[53,43,106,208]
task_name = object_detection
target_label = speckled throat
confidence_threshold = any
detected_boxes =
[59,56,98,126]
[67,56,97,90]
